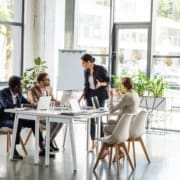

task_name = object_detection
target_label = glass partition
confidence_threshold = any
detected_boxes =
[75,0,110,54]
[114,0,151,22]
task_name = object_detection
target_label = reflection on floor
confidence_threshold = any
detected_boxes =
[0,122,180,180]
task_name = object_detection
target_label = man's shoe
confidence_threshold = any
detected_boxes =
[50,142,59,152]
[13,149,23,160]
[39,150,55,158]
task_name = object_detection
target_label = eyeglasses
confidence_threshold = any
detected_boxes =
[43,78,50,81]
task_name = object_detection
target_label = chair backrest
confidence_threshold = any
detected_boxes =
[129,110,149,138]
[0,127,12,134]
[109,113,134,144]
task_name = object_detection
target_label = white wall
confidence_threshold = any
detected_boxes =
[24,0,35,69]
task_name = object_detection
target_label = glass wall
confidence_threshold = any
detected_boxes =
[155,0,180,55]
[153,57,180,90]
[75,0,110,56]
[114,0,151,22]
[0,0,23,82]
[116,28,148,76]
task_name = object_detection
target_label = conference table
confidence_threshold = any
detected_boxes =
[5,108,109,172]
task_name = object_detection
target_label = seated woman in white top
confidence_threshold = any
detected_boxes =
[104,77,140,136]
[100,77,139,160]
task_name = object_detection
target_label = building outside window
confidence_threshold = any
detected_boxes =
[75,0,110,67]
[0,0,23,82]
[153,0,180,92]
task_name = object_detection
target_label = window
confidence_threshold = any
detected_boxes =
[0,0,23,82]
[75,0,110,56]
[155,0,180,55]
[114,0,151,22]
[153,57,180,91]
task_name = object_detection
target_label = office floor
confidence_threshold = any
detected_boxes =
[0,117,180,180]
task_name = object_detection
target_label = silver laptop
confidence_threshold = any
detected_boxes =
[70,99,81,112]
[60,99,88,115]
[37,96,51,110]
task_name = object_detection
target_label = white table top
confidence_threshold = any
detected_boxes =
[5,108,109,119]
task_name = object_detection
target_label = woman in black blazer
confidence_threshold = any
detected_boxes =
[79,53,109,150]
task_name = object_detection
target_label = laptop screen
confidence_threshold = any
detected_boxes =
[69,99,81,112]
[37,96,51,110]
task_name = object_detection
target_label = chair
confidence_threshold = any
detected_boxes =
[0,127,28,155]
[127,110,151,167]
[93,114,134,176]
[23,125,60,150]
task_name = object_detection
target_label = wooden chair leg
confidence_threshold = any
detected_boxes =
[138,137,150,163]
[127,141,130,153]
[23,129,33,146]
[132,139,136,167]
[20,137,28,155]
[7,133,10,152]
[93,143,107,171]
[115,144,120,176]
[109,146,113,169]
[121,143,134,171]
[9,133,11,147]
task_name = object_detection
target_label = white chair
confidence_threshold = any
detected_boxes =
[127,110,151,167]
[93,114,134,176]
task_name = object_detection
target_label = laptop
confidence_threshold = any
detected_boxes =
[70,99,81,112]
[37,96,51,110]
[61,99,88,115]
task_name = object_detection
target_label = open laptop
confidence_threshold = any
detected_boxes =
[37,96,51,110]
[60,99,88,115]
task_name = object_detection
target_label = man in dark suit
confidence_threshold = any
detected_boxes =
[0,76,46,160]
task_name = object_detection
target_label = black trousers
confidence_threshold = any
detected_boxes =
[16,119,44,145]
[86,97,105,140]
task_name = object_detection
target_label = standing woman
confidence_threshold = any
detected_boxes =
[79,53,109,150]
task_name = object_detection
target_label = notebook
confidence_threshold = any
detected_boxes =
[37,96,51,110]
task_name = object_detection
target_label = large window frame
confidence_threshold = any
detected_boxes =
[0,0,24,83]
[111,22,152,77]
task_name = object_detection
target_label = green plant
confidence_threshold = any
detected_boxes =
[148,77,168,97]
[112,70,168,97]
[112,75,125,94]
[112,70,130,94]
[22,57,48,93]
[132,70,149,96]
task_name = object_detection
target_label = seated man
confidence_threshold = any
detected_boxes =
[28,72,62,151]
[0,76,47,160]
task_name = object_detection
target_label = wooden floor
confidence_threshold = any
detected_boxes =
[0,121,180,180]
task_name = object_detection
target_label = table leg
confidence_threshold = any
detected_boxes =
[45,117,50,166]
[96,116,101,151]
[69,120,77,172]
[34,117,40,164]
[9,114,19,160]
[87,118,90,152]
[62,123,68,150]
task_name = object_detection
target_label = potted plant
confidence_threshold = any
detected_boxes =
[22,57,48,93]
[148,76,168,97]
[140,76,168,111]
[132,70,149,96]
[112,75,125,94]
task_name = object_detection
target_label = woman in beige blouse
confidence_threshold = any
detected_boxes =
[101,77,140,159]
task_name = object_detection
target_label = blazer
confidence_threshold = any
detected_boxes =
[0,88,29,121]
[109,89,140,121]
[83,64,109,100]
[28,84,53,103]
